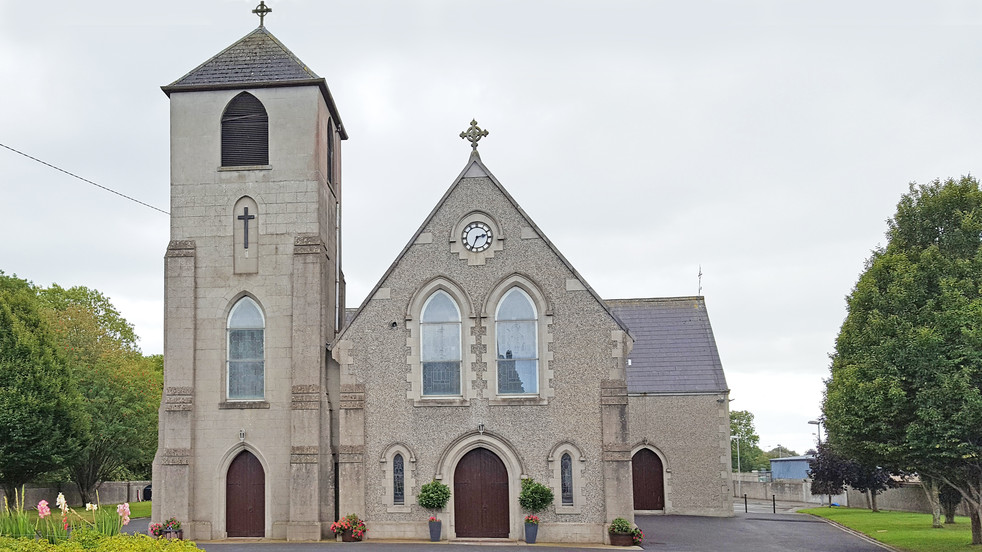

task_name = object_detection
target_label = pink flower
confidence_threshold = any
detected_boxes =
[37,500,50,519]
[122,515,130,526]
[117,503,130,517]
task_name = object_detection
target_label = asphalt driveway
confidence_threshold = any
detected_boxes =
[126,509,888,552]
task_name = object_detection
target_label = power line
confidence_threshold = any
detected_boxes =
[0,142,169,215]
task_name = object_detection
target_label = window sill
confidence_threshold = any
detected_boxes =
[386,505,411,514]
[555,506,581,515]
[412,397,469,407]
[219,400,270,409]
[218,165,272,171]
[489,397,548,406]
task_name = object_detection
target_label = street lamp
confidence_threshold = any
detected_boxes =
[808,419,822,446]
[730,435,741,498]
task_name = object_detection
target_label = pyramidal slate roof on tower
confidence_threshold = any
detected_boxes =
[162,26,346,138]
[606,297,728,395]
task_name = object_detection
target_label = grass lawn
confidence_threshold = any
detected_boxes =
[801,507,974,552]
[4,500,151,524]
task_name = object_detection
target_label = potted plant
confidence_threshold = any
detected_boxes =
[163,517,183,540]
[331,513,367,542]
[518,477,553,544]
[632,527,645,546]
[608,517,634,546]
[418,480,451,542]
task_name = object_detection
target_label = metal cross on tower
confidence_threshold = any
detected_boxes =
[460,119,489,150]
[253,1,272,26]
[238,207,256,249]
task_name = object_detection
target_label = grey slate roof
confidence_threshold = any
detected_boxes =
[166,26,318,88]
[606,297,728,395]
[162,26,347,139]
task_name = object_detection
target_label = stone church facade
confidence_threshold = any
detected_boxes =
[153,18,732,543]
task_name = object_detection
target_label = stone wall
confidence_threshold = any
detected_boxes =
[22,481,151,507]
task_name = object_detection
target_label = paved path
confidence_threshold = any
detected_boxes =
[124,505,890,552]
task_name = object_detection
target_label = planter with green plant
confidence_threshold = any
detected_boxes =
[418,480,450,542]
[519,477,554,544]
[608,517,636,546]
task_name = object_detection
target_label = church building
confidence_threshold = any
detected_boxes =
[153,6,732,543]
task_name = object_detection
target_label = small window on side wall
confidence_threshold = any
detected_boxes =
[222,92,269,167]
[393,453,405,505]
[561,453,573,505]
[228,296,265,400]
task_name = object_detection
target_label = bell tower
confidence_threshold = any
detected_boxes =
[153,4,346,540]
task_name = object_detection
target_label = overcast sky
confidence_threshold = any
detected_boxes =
[4,0,982,456]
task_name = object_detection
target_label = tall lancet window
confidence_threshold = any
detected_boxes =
[496,288,538,394]
[222,92,269,167]
[420,290,461,396]
[233,197,259,274]
[561,453,574,505]
[393,453,405,505]
[227,297,265,400]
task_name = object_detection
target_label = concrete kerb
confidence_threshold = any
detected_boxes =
[801,514,900,552]
[196,539,640,549]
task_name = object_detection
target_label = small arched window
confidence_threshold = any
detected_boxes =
[393,453,405,505]
[561,453,573,505]
[420,290,461,396]
[227,297,265,400]
[222,92,269,167]
[495,288,538,394]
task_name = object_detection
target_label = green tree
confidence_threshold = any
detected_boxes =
[730,410,769,472]
[38,285,162,503]
[823,176,982,544]
[0,274,82,500]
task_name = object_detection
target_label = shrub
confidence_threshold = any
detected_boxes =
[518,478,554,514]
[609,517,631,534]
[0,533,203,551]
[418,480,451,510]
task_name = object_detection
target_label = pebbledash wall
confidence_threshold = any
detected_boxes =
[332,166,635,543]
[628,395,733,516]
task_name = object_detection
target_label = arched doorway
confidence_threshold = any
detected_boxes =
[226,450,265,537]
[632,448,665,510]
[454,447,509,537]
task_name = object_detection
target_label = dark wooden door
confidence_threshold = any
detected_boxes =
[454,448,509,538]
[632,448,665,510]
[227,450,265,537]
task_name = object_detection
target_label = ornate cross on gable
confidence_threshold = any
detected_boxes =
[238,207,256,249]
[460,119,489,150]
[253,1,272,27]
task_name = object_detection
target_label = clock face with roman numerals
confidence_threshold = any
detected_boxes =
[462,222,493,252]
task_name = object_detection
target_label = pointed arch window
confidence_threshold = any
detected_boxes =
[227,297,265,400]
[561,453,574,505]
[393,453,405,505]
[420,290,461,396]
[495,288,538,394]
[222,92,269,167]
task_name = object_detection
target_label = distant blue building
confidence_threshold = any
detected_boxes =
[770,455,815,480]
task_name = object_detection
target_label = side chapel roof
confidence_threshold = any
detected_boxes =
[606,297,728,395]
[161,26,347,139]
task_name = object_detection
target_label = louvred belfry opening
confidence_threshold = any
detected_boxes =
[222,92,269,167]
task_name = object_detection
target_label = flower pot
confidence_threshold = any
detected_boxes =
[163,529,184,540]
[341,528,356,542]
[524,522,539,544]
[609,532,633,546]
[428,520,442,542]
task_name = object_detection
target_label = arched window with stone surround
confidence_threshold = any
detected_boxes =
[561,453,573,505]
[227,296,265,400]
[221,92,269,167]
[420,290,461,396]
[495,287,538,394]
[393,453,405,505]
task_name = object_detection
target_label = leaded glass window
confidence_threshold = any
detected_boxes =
[496,288,538,394]
[393,453,405,505]
[228,297,264,400]
[561,453,573,505]
[421,290,461,395]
